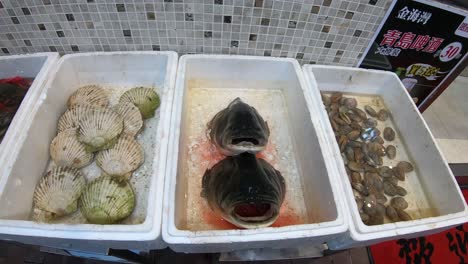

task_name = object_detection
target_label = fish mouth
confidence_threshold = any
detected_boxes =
[224,137,266,154]
[231,137,260,145]
[229,202,279,228]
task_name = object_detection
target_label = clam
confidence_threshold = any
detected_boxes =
[321,93,331,106]
[77,107,123,152]
[67,85,108,108]
[383,127,395,141]
[50,129,94,168]
[363,118,377,129]
[79,175,135,224]
[33,167,86,217]
[396,209,412,221]
[397,161,414,173]
[393,166,406,181]
[378,166,393,178]
[96,135,144,178]
[395,185,407,196]
[360,212,370,224]
[350,172,362,184]
[391,197,408,210]
[348,161,363,172]
[343,97,357,108]
[386,145,396,159]
[368,214,384,225]
[375,192,387,204]
[330,92,342,103]
[377,109,390,121]
[347,130,361,140]
[364,105,378,117]
[363,194,378,215]
[113,102,144,137]
[386,205,399,222]
[383,181,397,196]
[57,104,98,133]
[354,108,367,120]
[120,87,160,119]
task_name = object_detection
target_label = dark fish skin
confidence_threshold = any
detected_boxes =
[202,153,285,229]
[208,97,270,156]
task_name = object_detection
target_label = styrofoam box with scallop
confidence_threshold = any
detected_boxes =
[302,65,468,249]
[162,55,348,253]
[0,52,177,251]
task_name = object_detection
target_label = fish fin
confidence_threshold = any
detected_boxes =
[264,121,270,135]
[201,168,211,198]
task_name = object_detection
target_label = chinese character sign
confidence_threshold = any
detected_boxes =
[359,0,467,108]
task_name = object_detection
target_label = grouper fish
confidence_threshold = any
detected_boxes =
[201,153,285,229]
[208,98,270,156]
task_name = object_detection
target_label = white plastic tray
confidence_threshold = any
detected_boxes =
[302,65,468,249]
[0,52,178,252]
[163,55,347,253]
[0,53,59,178]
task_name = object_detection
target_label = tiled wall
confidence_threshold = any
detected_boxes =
[0,0,392,66]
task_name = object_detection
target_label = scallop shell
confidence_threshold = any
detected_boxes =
[96,135,144,178]
[67,85,109,108]
[77,108,123,152]
[57,104,99,133]
[50,129,94,168]
[79,175,135,224]
[33,167,86,217]
[119,87,160,119]
[113,102,143,137]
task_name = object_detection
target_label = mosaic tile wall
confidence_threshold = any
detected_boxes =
[0,0,393,66]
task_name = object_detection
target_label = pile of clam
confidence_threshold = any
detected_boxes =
[321,92,414,225]
[33,85,160,224]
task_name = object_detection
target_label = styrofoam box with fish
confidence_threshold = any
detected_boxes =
[163,55,348,253]
[0,52,177,251]
[0,53,59,178]
[302,65,468,249]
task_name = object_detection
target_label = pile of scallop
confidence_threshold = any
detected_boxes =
[322,92,414,226]
[32,85,160,224]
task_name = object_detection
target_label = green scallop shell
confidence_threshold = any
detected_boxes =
[119,87,160,119]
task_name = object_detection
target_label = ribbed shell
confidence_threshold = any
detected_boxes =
[96,135,144,178]
[33,167,86,217]
[119,87,160,119]
[57,104,98,133]
[113,102,143,137]
[67,85,109,108]
[50,129,94,168]
[77,108,123,152]
[79,176,135,224]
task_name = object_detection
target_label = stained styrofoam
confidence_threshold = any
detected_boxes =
[0,53,59,178]
[302,65,468,249]
[0,52,178,252]
[162,55,347,253]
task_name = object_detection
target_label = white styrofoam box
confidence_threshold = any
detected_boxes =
[302,65,468,249]
[163,55,348,253]
[0,52,178,252]
[0,53,59,177]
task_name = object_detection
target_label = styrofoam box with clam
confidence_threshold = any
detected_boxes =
[163,55,348,253]
[302,65,468,249]
[0,53,59,178]
[0,52,177,252]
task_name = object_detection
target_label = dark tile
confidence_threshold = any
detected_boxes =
[123,29,131,37]
[323,0,332,6]
[11,17,20,24]
[6,33,13,40]
[71,45,79,51]
[336,50,344,56]
[369,0,377,5]
[309,61,316,64]
[185,13,193,21]
[56,30,64,37]
[223,15,231,23]
[264,50,271,56]
[288,20,297,28]
[24,39,32,46]
[353,30,362,37]
[204,31,212,38]
[214,0,223,4]
[1,48,9,54]
[66,13,75,21]
[324,41,332,48]
[22,7,31,15]
[311,6,320,14]
[296,52,304,59]
[152,45,160,51]
[249,34,257,41]
[261,18,269,26]
[164,0,173,2]
[230,40,239,47]
[38,23,46,30]
[0,2,3,8]
[322,25,330,33]
[254,0,263,7]
[116,4,125,12]
[147,12,155,20]
[87,0,94,2]
[42,0,51,5]
[345,11,354,19]
[49,46,57,52]
[274,43,282,49]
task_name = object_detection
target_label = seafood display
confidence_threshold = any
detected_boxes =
[0,76,33,142]
[32,85,160,224]
[207,97,270,156]
[202,153,285,229]
[322,92,414,225]
[202,98,285,229]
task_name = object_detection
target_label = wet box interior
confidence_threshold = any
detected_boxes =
[164,55,346,252]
